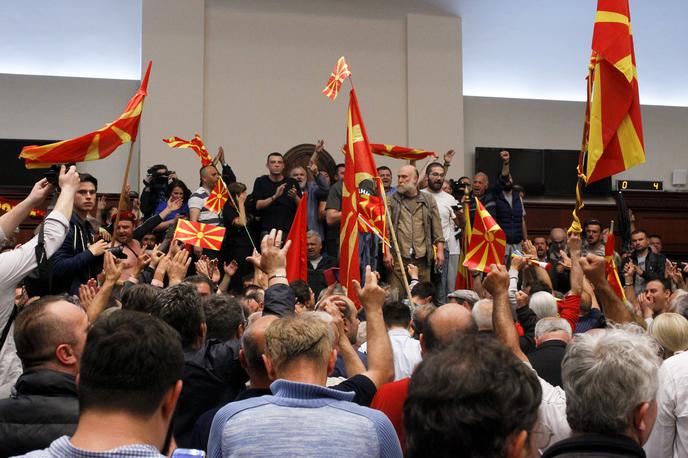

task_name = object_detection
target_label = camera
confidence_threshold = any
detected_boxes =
[449,179,470,202]
[145,165,174,188]
[43,164,74,187]
[106,245,128,260]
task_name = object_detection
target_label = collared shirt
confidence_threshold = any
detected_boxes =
[16,435,165,457]
[188,186,221,226]
[645,351,688,458]
[360,328,422,381]
[422,189,460,255]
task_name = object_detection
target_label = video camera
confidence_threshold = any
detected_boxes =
[449,178,470,202]
[145,164,174,188]
[43,163,76,187]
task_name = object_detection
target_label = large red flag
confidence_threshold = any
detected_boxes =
[585,0,644,183]
[341,88,379,306]
[370,144,437,161]
[20,61,152,168]
[285,192,308,282]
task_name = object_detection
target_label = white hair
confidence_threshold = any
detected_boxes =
[534,317,572,339]
[471,299,493,332]
[562,324,661,435]
[529,291,558,320]
[306,230,322,242]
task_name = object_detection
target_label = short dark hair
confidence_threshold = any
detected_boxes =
[202,295,244,341]
[647,278,671,291]
[425,162,444,175]
[153,283,205,348]
[78,173,98,190]
[290,280,311,305]
[382,301,412,328]
[584,219,602,230]
[78,310,183,417]
[14,295,79,368]
[529,280,553,295]
[631,229,648,238]
[648,234,662,240]
[185,274,217,294]
[336,163,345,170]
[377,166,391,173]
[121,284,160,314]
[404,335,541,457]
[267,152,283,162]
[411,281,435,301]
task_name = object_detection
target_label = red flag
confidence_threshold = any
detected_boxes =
[20,61,152,168]
[605,231,626,301]
[463,198,506,272]
[285,193,308,282]
[206,178,229,215]
[370,144,437,161]
[322,57,352,101]
[173,219,226,251]
[163,134,213,166]
[455,198,473,290]
[585,0,644,183]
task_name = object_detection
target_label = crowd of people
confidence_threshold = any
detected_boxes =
[0,141,685,457]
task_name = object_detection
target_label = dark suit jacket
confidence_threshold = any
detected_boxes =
[527,339,567,387]
[307,253,338,298]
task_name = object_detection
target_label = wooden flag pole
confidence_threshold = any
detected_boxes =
[379,186,413,301]
[110,139,137,248]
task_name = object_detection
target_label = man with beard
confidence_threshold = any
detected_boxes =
[422,162,460,304]
[493,150,525,259]
[385,165,444,297]
[581,219,605,257]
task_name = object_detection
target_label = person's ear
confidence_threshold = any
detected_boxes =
[161,380,183,421]
[55,344,78,367]
[505,430,528,458]
[263,354,277,380]
[632,401,652,439]
[327,349,337,374]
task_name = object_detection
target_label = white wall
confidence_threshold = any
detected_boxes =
[463,96,688,191]
[139,0,464,188]
[0,73,139,192]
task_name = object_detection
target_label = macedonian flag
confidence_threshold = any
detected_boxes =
[322,56,352,101]
[19,61,152,169]
[173,219,226,251]
[462,198,506,272]
[370,144,437,161]
[163,134,213,166]
[585,0,644,183]
[605,229,626,301]
[206,178,229,215]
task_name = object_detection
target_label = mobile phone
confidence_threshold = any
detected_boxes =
[172,449,205,458]
[324,267,340,286]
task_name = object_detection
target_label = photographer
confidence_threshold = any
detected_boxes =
[140,164,174,220]
[0,166,81,397]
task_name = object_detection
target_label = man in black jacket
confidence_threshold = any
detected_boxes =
[152,282,247,447]
[624,229,666,297]
[0,296,88,456]
[526,317,572,388]
[306,230,337,299]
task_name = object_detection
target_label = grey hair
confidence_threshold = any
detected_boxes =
[535,317,572,339]
[310,311,334,325]
[562,324,661,435]
[471,299,493,332]
[670,290,688,315]
[306,230,322,242]
[529,291,558,320]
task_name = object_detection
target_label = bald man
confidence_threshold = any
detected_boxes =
[370,303,478,445]
[385,165,444,298]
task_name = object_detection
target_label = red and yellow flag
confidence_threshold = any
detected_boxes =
[163,134,212,166]
[357,183,387,243]
[340,88,380,306]
[206,178,229,215]
[605,230,626,301]
[173,219,226,251]
[19,61,152,169]
[322,57,352,101]
[585,0,644,183]
[370,144,437,161]
[463,198,506,272]
[285,192,308,283]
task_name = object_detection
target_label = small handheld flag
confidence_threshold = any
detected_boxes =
[322,56,352,101]
[206,178,229,215]
[173,219,226,251]
[163,134,213,166]
[463,198,506,272]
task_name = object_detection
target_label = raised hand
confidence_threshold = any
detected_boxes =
[352,266,386,311]
[578,254,607,286]
[246,229,291,275]
[167,249,191,285]
[443,149,456,164]
[103,251,124,284]
[88,239,109,257]
[482,264,509,297]
[224,260,239,278]
[500,150,510,162]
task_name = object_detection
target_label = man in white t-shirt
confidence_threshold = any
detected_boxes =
[422,162,460,304]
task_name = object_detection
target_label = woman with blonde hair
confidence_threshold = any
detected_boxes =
[649,312,688,359]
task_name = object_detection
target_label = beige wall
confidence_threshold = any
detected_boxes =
[0,73,139,192]
[140,0,464,188]
[464,96,688,191]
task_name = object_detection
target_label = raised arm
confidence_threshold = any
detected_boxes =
[579,253,639,325]
[352,266,395,388]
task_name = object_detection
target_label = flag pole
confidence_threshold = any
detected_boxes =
[379,182,413,301]
[110,139,137,248]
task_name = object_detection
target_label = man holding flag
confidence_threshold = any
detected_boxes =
[384,165,444,298]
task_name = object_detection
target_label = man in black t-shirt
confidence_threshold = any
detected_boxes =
[251,152,302,236]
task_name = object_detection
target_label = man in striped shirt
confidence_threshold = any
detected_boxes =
[189,165,222,257]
